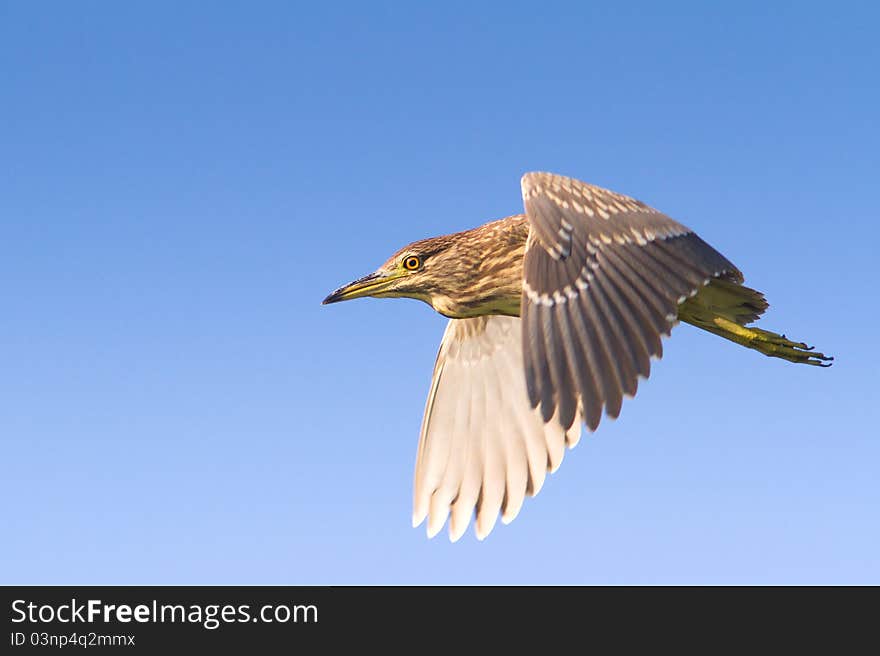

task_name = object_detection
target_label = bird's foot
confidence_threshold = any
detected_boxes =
[711,317,833,367]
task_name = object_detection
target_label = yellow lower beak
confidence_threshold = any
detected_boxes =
[322,271,402,305]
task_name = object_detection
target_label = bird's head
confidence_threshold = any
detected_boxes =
[322,218,527,318]
[322,234,458,311]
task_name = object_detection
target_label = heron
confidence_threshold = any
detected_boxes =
[322,172,831,542]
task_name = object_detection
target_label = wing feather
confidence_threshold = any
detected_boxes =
[414,316,581,541]
[520,171,741,429]
[563,299,603,431]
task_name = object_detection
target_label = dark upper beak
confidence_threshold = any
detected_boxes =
[322,272,384,305]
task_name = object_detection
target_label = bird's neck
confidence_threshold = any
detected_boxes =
[431,293,522,319]
[428,216,528,319]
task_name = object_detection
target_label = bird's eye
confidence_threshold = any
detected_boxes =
[403,255,422,271]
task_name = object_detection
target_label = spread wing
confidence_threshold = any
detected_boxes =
[520,171,742,432]
[412,315,581,541]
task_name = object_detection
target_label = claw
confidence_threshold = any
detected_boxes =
[708,317,833,367]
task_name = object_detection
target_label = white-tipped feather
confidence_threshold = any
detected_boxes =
[414,316,584,541]
[427,490,451,538]
[426,362,473,536]
[544,411,567,474]
[498,345,548,497]
[475,395,505,540]
[500,430,528,524]
[412,355,449,527]
[448,445,480,542]
[447,350,485,542]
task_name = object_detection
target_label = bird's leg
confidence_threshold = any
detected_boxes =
[707,316,833,367]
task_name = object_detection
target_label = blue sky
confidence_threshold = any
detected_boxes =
[2,1,878,584]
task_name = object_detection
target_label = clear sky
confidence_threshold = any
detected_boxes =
[2,1,878,584]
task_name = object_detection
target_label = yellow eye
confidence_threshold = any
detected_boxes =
[403,255,421,271]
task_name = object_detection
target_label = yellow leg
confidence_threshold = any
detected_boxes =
[707,316,833,367]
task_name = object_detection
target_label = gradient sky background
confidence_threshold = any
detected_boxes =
[2,2,878,584]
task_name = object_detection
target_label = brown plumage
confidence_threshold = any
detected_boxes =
[323,172,832,541]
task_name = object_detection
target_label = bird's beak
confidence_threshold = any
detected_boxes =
[322,270,403,305]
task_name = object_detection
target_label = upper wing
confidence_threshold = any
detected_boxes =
[412,315,581,541]
[520,171,742,432]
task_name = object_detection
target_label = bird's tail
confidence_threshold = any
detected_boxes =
[678,278,833,367]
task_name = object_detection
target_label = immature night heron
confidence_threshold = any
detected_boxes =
[323,172,831,542]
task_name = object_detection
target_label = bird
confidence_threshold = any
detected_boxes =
[322,171,832,542]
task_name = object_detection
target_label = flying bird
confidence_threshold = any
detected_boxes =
[323,172,831,541]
